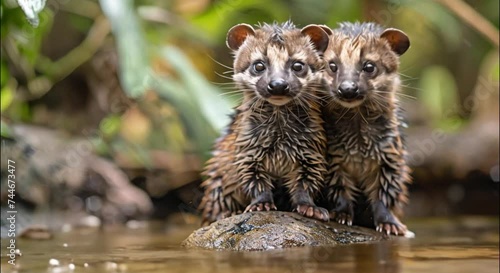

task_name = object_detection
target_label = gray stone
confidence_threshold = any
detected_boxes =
[183,211,385,251]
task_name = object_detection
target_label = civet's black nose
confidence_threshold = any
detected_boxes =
[267,79,290,96]
[338,81,359,99]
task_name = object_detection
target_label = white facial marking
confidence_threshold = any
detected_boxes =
[267,45,288,75]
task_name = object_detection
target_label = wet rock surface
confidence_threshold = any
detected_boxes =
[183,211,385,251]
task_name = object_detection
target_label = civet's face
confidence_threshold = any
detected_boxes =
[322,26,410,109]
[227,22,328,106]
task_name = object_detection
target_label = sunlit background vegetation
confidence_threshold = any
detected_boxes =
[1,0,498,229]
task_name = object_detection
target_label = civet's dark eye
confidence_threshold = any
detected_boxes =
[291,61,304,72]
[253,61,266,73]
[329,62,338,73]
[363,61,376,73]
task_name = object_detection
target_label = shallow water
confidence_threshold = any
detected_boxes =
[1,216,498,273]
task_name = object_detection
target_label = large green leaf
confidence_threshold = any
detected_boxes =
[152,76,217,155]
[100,0,150,98]
[99,0,222,157]
[161,46,232,132]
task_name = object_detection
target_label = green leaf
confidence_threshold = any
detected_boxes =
[0,120,14,139]
[402,0,462,50]
[99,0,222,157]
[419,65,461,130]
[1,5,53,68]
[0,86,14,113]
[16,0,47,27]
[1,60,9,88]
[161,46,232,132]
[99,114,121,138]
[20,9,53,66]
[99,0,150,98]
[152,76,217,155]
[191,0,289,43]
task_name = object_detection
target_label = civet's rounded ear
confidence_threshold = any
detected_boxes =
[319,25,333,35]
[226,24,255,51]
[301,24,329,53]
[380,28,410,55]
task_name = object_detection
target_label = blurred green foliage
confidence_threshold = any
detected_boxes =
[1,0,498,169]
[419,65,463,130]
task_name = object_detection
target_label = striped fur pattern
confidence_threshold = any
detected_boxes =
[199,110,247,225]
[322,22,412,235]
[199,21,330,225]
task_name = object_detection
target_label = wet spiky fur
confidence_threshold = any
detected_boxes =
[321,22,412,235]
[199,111,246,224]
[199,21,329,225]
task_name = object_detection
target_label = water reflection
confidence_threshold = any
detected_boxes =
[0,217,498,273]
